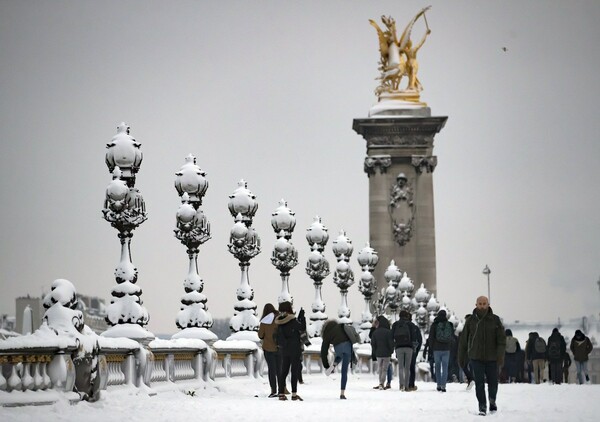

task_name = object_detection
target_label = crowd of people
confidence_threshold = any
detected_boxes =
[258,296,594,416]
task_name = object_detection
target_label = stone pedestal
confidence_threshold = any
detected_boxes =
[353,109,447,295]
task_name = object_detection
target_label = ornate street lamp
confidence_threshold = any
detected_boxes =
[101,123,152,342]
[357,243,379,341]
[379,260,402,321]
[482,265,491,303]
[426,293,440,332]
[332,230,355,323]
[414,283,430,331]
[270,200,298,304]
[171,155,216,342]
[227,180,261,340]
[305,216,330,337]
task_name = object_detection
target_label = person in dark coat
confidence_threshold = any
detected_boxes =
[370,315,394,390]
[369,317,393,388]
[429,309,453,392]
[458,296,506,416]
[546,328,566,385]
[570,329,593,384]
[391,310,419,391]
[275,301,303,401]
[458,315,475,390]
[563,352,571,383]
[258,303,280,398]
[407,312,423,391]
[503,328,521,383]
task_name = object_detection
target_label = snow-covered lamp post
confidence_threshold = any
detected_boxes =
[414,283,430,331]
[332,230,354,324]
[305,216,330,337]
[382,260,402,322]
[397,272,415,314]
[357,243,378,342]
[172,154,217,342]
[101,123,152,342]
[227,180,261,341]
[426,293,440,333]
[270,200,298,304]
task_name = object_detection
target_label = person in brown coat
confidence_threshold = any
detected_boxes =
[570,329,593,384]
[258,303,279,398]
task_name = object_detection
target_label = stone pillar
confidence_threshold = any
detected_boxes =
[353,112,446,296]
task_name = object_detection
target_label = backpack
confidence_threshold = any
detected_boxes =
[505,337,518,354]
[343,324,360,344]
[534,337,546,354]
[435,321,453,344]
[548,340,561,360]
[393,321,412,347]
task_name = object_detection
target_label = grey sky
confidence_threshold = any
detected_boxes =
[1,0,599,335]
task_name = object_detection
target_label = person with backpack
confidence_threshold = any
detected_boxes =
[370,315,394,390]
[458,296,506,416]
[503,328,521,383]
[321,319,358,399]
[429,309,453,392]
[391,310,417,391]
[546,328,566,384]
[525,332,547,384]
[570,329,594,384]
[275,301,303,401]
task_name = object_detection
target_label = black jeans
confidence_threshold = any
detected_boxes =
[471,360,499,409]
[462,360,473,383]
[264,350,280,394]
[409,345,420,387]
[279,354,300,394]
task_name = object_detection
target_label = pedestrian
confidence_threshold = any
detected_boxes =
[563,352,571,384]
[369,317,393,389]
[422,336,435,382]
[525,331,547,384]
[503,328,521,383]
[370,315,394,390]
[547,328,566,385]
[570,329,593,384]
[275,301,303,401]
[391,310,417,391]
[429,309,453,392]
[458,296,506,416]
[458,314,475,390]
[407,311,423,392]
[258,303,280,398]
[321,319,359,399]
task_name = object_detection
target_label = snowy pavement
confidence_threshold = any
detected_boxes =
[1,373,597,421]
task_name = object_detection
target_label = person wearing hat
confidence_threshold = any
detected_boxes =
[570,329,593,384]
[458,296,506,416]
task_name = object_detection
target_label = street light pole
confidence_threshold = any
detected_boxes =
[482,265,491,303]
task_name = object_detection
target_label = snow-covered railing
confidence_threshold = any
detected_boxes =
[101,347,138,387]
[0,345,78,394]
[213,340,262,378]
[148,338,214,383]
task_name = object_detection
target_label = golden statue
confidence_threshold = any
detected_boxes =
[370,6,431,102]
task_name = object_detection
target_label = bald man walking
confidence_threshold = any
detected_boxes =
[458,296,506,416]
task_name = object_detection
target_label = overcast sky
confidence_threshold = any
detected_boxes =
[1,0,599,335]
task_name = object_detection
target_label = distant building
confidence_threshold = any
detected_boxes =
[15,296,43,333]
[14,293,108,335]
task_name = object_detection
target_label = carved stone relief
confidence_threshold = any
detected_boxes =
[364,155,392,176]
[388,173,416,247]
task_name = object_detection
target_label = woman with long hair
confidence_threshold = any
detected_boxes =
[258,303,279,398]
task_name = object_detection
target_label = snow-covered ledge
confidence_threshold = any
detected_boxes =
[212,339,262,378]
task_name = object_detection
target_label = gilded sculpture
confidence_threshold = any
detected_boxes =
[370,6,431,102]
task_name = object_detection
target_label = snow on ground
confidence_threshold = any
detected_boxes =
[1,373,597,422]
